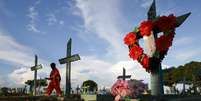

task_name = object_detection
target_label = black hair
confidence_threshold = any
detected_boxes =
[50,62,56,68]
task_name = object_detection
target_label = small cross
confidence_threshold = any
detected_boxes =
[117,68,131,80]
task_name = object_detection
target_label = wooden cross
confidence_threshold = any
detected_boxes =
[117,68,131,80]
[147,0,190,95]
[59,38,81,96]
[30,55,42,96]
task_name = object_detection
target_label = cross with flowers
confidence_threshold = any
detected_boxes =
[123,0,190,96]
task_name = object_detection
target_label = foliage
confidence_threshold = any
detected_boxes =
[163,61,201,90]
[25,79,47,93]
[81,80,98,92]
[0,87,9,96]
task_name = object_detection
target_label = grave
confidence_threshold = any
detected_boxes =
[124,0,190,96]
[30,55,43,96]
[59,38,81,96]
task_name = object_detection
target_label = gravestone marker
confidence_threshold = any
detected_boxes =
[30,55,43,96]
[147,0,191,96]
[117,68,131,80]
[59,38,81,96]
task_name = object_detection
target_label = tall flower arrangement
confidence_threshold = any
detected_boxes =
[124,14,177,72]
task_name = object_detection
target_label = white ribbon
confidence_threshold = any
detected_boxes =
[143,32,156,57]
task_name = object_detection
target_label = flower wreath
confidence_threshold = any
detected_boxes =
[124,14,177,72]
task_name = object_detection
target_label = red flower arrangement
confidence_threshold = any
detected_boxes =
[124,14,177,71]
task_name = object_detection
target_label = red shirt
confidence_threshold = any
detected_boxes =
[50,68,61,82]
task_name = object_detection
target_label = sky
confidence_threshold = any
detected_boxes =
[0,0,201,90]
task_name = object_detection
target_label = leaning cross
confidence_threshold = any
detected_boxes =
[30,55,42,96]
[147,0,191,96]
[59,38,81,96]
[117,68,131,80]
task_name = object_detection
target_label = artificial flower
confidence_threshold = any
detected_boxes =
[155,14,176,31]
[140,55,149,69]
[155,35,172,52]
[139,20,153,36]
[129,45,143,60]
[124,32,137,45]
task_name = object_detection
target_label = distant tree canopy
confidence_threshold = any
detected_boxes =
[0,87,9,96]
[81,80,98,92]
[25,79,47,93]
[25,79,47,87]
[163,61,201,87]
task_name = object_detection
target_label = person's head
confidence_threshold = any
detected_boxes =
[50,62,56,69]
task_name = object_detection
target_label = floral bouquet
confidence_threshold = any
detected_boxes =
[111,79,147,101]
[128,79,147,98]
[111,80,131,101]
[124,14,177,72]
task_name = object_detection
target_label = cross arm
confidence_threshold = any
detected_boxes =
[117,75,131,79]
[176,12,191,27]
[31,64,42,71]
[59,54,80,64]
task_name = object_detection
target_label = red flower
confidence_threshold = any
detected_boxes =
[166,31,175,45]
[155,34,173,52]
[139,20,153,36]
[129,45,143,60]
[124,32,137,45]
[155,14,176,31]
[140,55,149,69]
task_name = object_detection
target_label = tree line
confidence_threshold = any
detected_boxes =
[163,61,201,94]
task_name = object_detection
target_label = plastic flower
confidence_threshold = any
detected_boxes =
[140,55,149,70]
[155,34,173,52]
[139,20,153,36]
[124,32,137,45]
[155,14,176,31]
[129,45,143,60]
[128,79,147,98]
[111,80,131,101]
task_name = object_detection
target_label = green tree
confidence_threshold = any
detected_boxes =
[25,79,47,95]
[81,80,98,93]
[163,61,201,94]
[0,87,9,96]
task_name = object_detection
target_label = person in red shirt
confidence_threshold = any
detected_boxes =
[46,63,62,96]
